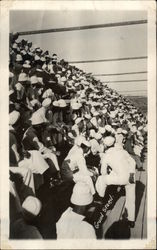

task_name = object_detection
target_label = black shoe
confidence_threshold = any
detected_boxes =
[127,220,135,228]
[138,167,145,172]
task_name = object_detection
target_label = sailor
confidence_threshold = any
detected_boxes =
[22,109,60,176]
[96,136,136,227]
[56,180,96,239]
[60,136,93,181]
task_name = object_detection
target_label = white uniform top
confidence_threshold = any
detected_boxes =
[100,145,136,177]
[56,207,96,239]
[34,106,47,123]
[65,145,92,175]
[18,150,49,174]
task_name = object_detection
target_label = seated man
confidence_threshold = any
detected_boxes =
[9,110,21,166]
[56,180,96,239]
[85,138,101,177]
[22,110,60,178]
[96,136,136,227]
[10,166,35,200]
[9,109,46,191]
[10,172,42,239]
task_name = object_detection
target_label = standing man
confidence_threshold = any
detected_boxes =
[96,136,136,227]
[60,136,93,181]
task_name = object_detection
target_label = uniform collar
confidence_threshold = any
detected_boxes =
[67,207,85,221]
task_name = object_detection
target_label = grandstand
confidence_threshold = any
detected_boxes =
[9,11,147,240]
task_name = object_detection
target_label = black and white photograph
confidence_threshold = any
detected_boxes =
[0,1,156,249]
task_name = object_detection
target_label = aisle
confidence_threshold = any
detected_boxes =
[130,158,147,238]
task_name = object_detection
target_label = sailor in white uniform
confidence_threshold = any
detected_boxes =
[56,180,96,239]
[96,136,136,227]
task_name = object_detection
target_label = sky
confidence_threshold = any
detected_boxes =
[10,10,147,96]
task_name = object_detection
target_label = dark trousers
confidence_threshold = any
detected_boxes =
[60,160,74,181]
